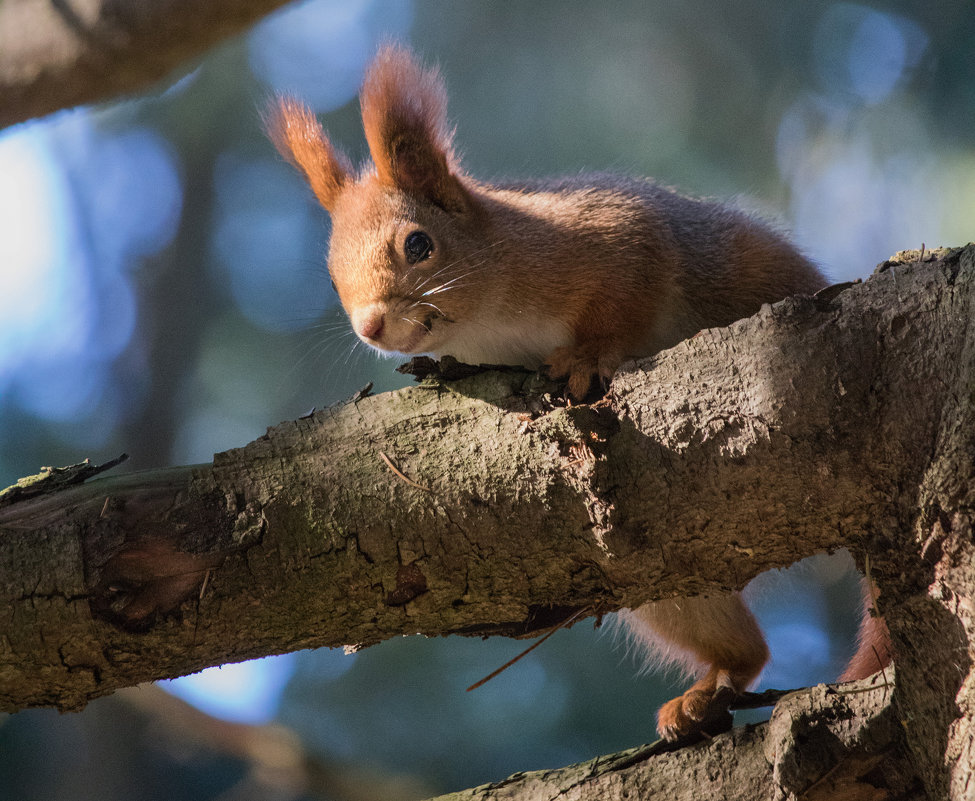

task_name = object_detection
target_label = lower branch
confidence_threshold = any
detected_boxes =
[427,674,905,801]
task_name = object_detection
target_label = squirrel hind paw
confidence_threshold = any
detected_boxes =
[656,673,739,742]
[543,345,621,400]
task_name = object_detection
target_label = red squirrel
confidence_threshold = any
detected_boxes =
[267,45,891,740]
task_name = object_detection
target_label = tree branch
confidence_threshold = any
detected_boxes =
[0,0,292,128]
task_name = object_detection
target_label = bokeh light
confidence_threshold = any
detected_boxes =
[0,122,85,401]
[0,115,181,432]
[248,0,412,112]
[211,153,329,332]
[813,3,926,106]
[161,654,299,724]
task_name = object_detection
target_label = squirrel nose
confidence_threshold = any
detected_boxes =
[356,309,386,341]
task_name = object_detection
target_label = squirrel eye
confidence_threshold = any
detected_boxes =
[404,230,434,265]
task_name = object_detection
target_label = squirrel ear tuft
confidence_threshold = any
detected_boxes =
[360,44,468,212]
[265,96,351,211]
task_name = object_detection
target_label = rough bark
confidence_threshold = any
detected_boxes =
[2,245,974,799]
[0,0,291,128]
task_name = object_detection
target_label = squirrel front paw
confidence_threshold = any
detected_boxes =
[543,345,621,400]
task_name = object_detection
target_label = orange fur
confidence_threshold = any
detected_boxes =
[840,579,893,682]
[359,46,466,211]
[620,594,770,739]
[266,96,351,210]
[267,44,889,740]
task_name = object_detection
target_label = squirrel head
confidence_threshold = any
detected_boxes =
[267,45,497,358]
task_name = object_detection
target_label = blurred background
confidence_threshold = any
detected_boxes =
[1,0,972,798]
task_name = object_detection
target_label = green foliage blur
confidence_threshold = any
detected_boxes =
[1,0,973,798]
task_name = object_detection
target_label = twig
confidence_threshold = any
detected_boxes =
[834,680,894,696]
[467,607,589,691]
[199,568,213,600]
[378,451,433,493]
[728,687,795,710]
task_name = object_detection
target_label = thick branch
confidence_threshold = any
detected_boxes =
[0,0,291,128]
[1,247,973,730]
